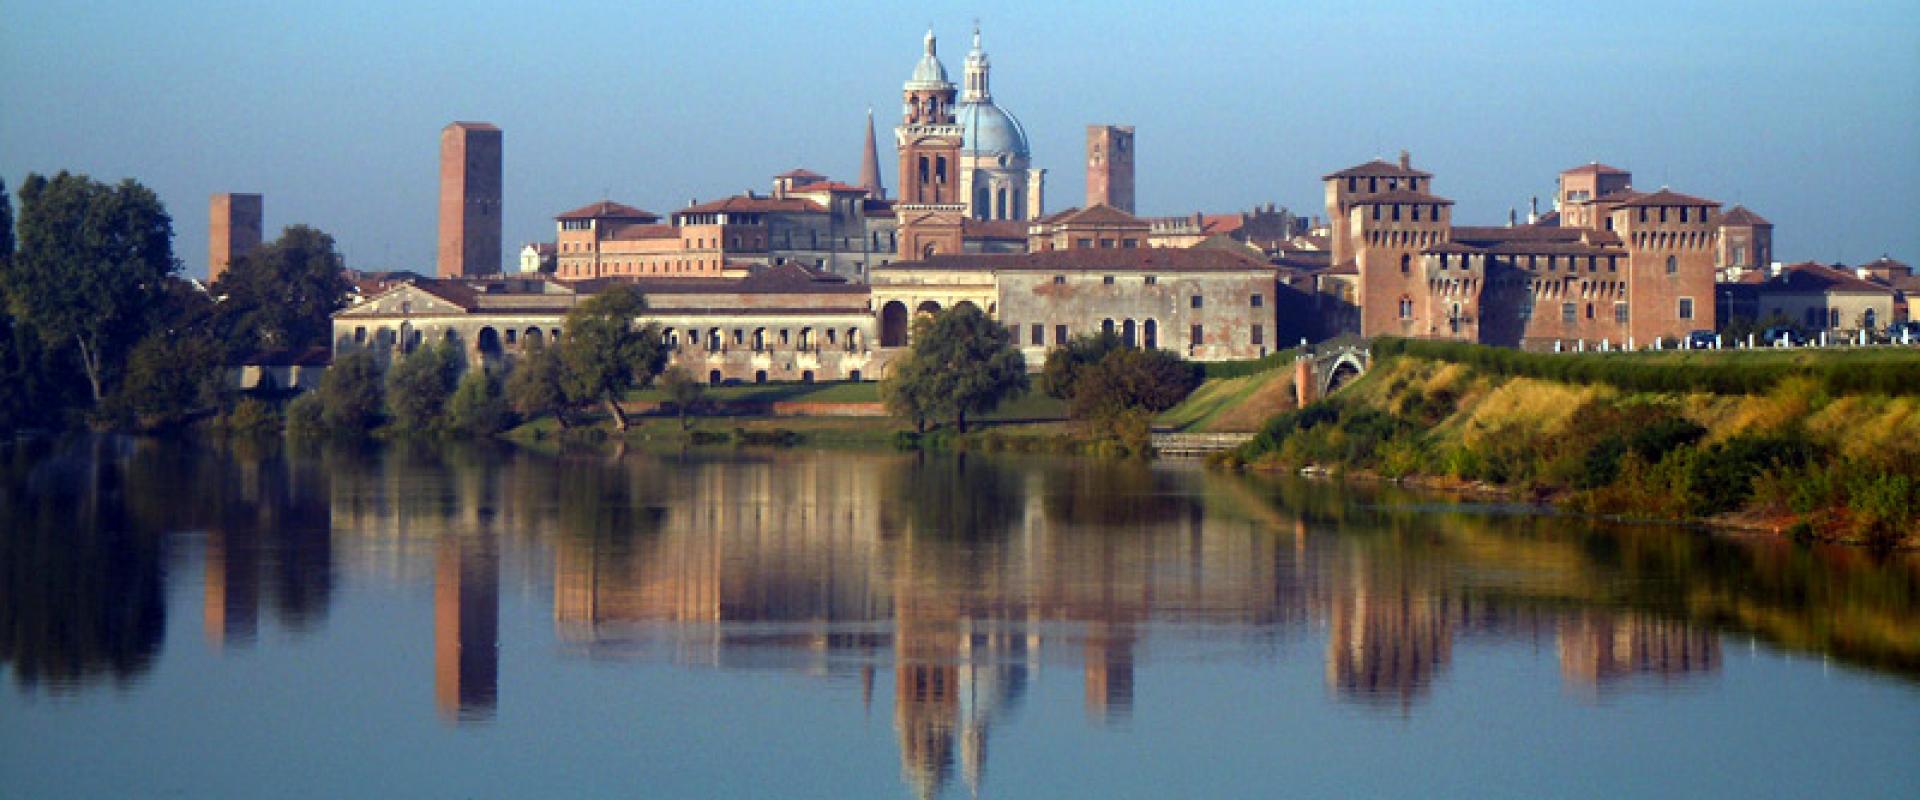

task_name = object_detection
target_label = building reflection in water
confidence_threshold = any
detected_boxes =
[435,534,499,724]
[1558,611,1720,695]
[204,528,259,649]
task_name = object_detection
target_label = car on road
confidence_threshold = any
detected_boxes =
[1762,326,1807,347]
[1685,330,1719,349]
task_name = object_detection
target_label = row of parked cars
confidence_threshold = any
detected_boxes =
[1686,321,1920,349]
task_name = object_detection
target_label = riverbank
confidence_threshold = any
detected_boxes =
[1219,345,1920,548]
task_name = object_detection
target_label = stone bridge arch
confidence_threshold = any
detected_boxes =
[1294,344,1372,407]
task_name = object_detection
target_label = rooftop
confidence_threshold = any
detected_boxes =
[885,245,1270,273]
[1323,159,1433,180]
[556,200,660,221]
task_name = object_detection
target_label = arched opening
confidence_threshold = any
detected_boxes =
[954,300,978,315]
[752,328,768,352]
[847,328,861,351]
[1864,308,1877,330]
[1144,319,1158,349]
[1325,359,1363,395]
[1102,319,1116,337]
[523,327,543,348]
[708,369,723,386]
[708,327,723,351]
[881,301,909,347]
[1122,319,1137,347]
[477,327,502,356]
[923,242,938,259]
[801,370,814,384]
[442,328,458,345]
[975,186,990,219]
[849,369,862,382]
[916,300,942,317]
[399,323,416,354]
[754,370,768,384]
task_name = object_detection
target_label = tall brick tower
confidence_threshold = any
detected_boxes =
[437,122,503,277]
[895,29,965,258]
[208,193,262,284]
[1086,125,1135,213]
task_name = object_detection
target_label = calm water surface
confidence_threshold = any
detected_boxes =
[1,437,1916,798]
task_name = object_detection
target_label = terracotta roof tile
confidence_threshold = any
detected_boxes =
[775,168,825,179]
[1347,189,1454,206]
[1052,204,1147,226]
[961,219,1028,239]
[603,223,679,241]
[1613,188,1719,208]
[555,200,660,221]
[1323,159,1432,180]
[888,246,1269,273]
[677,196,826,215]
[1716,205,1771,227]
[1561,162,1630,176]
[1773,262,1894,295]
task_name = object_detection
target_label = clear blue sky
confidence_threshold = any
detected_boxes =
[4,0,1916,278]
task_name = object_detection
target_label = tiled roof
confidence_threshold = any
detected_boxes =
[677,196,826,215]
[776,168,826,179]
[1716,205,1771,227]
[1321,261,1359,276]
[1772,262,1894,295]
[555,200,660,221]
[1858,255,1911,276]
[1201,214,1246,235]
[1323,159,1432,180]
[1051,204,1147,226]
[1561,162,1629,176]
[1613,188,1718,208]
[785,181,871,194]
[603,223,679,241]
[1346,189,1454,206]
[888,246,1270,273]
[961,219,1028,239]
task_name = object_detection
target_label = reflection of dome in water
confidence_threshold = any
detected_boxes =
[956,101,1030,159]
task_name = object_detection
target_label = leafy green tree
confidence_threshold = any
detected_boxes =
[284,392,325,438]
[318,351,384,432]
[661,366,705,430]
[213,225,352,355]
[882,304,1027,433]
[385,343,459,433]
[506,337,571,428]
[1066,347,1203,423]
[447,368,511,437]
[112,332,223,430]
[1040,330,1123,400]
[4,172,178,405]
[559,286,667,431]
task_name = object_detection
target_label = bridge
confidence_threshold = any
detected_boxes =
[1293,342,1371,407]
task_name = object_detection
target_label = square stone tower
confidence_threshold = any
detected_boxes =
[438,122,503,277]
[208,193,262,284]
[1086,125,1135,213]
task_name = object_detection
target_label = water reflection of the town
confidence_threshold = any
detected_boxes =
[2,438,1915,798]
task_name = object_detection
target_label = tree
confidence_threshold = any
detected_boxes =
[506,337,571,428]
[1065,347,1202,423]
[447,368,511,437]
[1040,330,1123,400]
[559,285,667,431]
[112,332,223,430]
[213,225,352,356]
[4,172,178,405]
[882,304,1027,433]
[661,366,705,430]
[318,351,384,432]
[385,342,459,433]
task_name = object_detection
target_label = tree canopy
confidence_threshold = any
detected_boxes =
[1040,330,1124,400]
[4,172,179,404]
[882,304,1027,433]
[558,285,666,430]
[214,225,351,356]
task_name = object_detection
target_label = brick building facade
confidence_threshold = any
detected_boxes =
[208,192,263,284]
[437,122,503,278]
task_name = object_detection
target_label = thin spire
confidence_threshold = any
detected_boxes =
[859,108,885,200]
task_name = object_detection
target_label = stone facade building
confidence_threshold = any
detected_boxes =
[437,122,503,278]
[208,192,262,284]
[1718,262,1897,335]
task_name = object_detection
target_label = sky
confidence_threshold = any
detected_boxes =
[3,0,1916,279]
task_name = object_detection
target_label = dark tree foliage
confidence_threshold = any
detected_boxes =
[112,333,224,430]
[505,337,571,428]
[881,304,1027,433]
[447,368,512,437]
[5,172,178,405]
[661,366,704,430]
[385,342,460,434]
[317,351,384,432]
[213,225,351,356]
[559,285,667,431]
[1040,330,1123,400]
[1065,347,1203,422]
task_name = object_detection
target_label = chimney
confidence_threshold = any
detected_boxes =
[1509,208,1517,227]
[1528,196,1539,225]
[1398,150,1410,171]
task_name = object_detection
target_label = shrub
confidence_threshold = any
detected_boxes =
[385,343,459,434]
[318,351,384,433]
[284,392,325,438]
[447,369,511,438]
[218,396,281,438]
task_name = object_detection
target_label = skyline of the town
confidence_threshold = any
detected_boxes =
[3,1,1915,278]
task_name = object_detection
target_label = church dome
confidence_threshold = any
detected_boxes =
[956,100,1030,159]
[905,29,951,89]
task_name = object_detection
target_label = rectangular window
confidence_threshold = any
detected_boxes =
[1251,325,1263,345]
[1055,325,1068,346]
[1031,324,1044,346]
[1250,293,1264,308]
[1122,239,1138,249]
[1103,275,1115,284]
[1099,238,1115,248]
[1075,238,1093,249]
[1191,295,1204,309]
[1614,303,1628,323]
[1053,275,1066,285]
[1562,303,1577,323]
[1679,298,1695,320]
[1144,275,1157,285]
[1190,324,1204,347]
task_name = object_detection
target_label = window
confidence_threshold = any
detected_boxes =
[1055,325,1068,346]
[1103,275,1115,285]
[1586,303,1594,320]
[1679,298,1695,320]
[1392,204,1402,222]
[1659,207,1668,223]
[1412,205,1422,222]
[1251,293,1263,308]
[1075,238,1093,248]
[1190,324,1204,347]
[1614,303,1628,323]
[1399,297,1414,320]
[1053,275,1067,285]
[1251,325,1264,345]
[1400,254,1411,274]
[1666,255,1677,275]
[1191,295,1204,309]
[1122,240,1138,249]
[1144,275,1157,285]
[1031,324,1044,346]
[1828,308,1840,328]
[1439,254,1449,270]
[1099,239,1115,248]
[1562,302,1577,323]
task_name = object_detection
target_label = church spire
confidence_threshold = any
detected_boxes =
[860,108,885,200]
[962,23,990,103]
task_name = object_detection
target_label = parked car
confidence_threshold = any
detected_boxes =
[1887,321,1920,345]
[1762,326,1807,347]
[1685,330,1719,349]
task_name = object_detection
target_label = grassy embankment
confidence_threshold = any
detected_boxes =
[1220,340,1920,547]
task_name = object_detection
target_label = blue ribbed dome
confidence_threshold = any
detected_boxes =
[956,100,1030,159]
[905,29,950,89]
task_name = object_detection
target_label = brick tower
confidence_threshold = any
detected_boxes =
[208,193,263,284]
[437,122,503,277]
[1086,125,1135,213]
[895,29,965,258]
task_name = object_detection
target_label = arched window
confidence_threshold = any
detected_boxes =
[1398,296,1414,320]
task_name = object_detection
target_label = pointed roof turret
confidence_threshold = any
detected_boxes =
[962,23,991,102]
[859,108,885,199]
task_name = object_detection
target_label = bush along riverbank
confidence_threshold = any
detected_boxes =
[1216,349,1920,549]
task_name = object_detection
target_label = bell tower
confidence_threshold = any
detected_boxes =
[896,28,965,258]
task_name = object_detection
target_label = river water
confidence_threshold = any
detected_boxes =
[1,437,1915,798]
